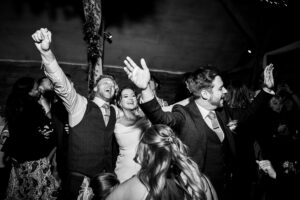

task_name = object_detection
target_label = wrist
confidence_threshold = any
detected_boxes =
[41,50,56,66]
[262,87,275,95]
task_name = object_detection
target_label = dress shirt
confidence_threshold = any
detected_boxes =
[195,103,215,130]
[195,103,225,141]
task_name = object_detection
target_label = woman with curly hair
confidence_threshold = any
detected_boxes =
[106,124,218,200]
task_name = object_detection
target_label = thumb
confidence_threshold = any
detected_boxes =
[140,58,149,71]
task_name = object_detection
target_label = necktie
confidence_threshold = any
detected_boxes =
[207,111,224,142]
[102,104,110,126]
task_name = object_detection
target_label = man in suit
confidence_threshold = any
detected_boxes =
[32,28,119,200]
[123,56,274,200]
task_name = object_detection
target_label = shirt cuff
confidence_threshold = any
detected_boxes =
[262,87,275,95]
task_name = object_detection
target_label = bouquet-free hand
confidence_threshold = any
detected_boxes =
[263,63,274,90]
[123,57,150,90]
[32,28,52,53]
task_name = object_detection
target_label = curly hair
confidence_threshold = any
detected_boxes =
[192,67,219,97]
[137,124,207,200]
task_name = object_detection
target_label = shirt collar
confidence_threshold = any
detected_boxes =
[195,102,214,119]
[93,97,109,108]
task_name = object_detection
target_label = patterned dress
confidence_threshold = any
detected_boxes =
[4,105,60,200]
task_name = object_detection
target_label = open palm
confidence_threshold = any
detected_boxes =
[124,57,151,89]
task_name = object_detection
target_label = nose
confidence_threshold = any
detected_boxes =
[223,87,228,94]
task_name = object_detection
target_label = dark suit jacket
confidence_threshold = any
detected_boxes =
[140,90,272,171]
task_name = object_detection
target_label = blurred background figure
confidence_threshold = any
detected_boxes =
[77,172,120,200]
[149,75,169,107]
[0,105,10,199]
[2,77,59,200]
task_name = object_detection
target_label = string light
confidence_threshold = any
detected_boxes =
[260,0,288,7]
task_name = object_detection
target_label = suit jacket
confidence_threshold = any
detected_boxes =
[140,90,272,171]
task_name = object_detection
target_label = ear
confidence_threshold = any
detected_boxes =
[200,89,210,100]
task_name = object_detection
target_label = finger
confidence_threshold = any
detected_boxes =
[126,56,139,69]
[124,60,134,72]
[123,67,131,76]
[36,30,43,41]
[39,30,45,41]
[48,31,52,43]
[32,32,42,42]
[140,58,149,71]
[32,34,39,42]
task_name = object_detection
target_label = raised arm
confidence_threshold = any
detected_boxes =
[32,28,87,127]
[123,57,184,129]
[123,57,154,103]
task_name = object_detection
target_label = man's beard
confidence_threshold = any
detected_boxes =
[209,97,223,108]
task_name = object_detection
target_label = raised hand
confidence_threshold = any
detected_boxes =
[263,63,274,89]
[123,57,151,90]
[256,160,277,179]
[31,28,52,54]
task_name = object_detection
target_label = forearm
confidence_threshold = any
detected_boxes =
[40,50,56,67]
[41,51,86,124]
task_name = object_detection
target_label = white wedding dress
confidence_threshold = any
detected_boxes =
[114,118,149,183]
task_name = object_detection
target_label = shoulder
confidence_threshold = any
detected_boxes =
[106,176,148,200]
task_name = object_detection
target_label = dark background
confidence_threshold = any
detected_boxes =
[1,0,300,106]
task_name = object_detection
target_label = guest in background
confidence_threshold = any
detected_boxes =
[149,75,168,107]
[37,76,70,199]
[2,77,59,199]
[0,106,10,199]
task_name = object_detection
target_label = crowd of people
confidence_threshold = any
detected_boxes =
[0,27,299,200]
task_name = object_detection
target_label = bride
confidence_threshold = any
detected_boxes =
[114,85,150,183]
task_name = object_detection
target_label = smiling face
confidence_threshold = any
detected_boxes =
[207,75,227,108]
[118,88,138,111]
[94,77,116,102]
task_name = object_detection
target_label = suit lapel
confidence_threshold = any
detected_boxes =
[215,108,236,156]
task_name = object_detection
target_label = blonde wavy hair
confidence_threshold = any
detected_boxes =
[136,124,207,200]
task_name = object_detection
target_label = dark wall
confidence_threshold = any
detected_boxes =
[0,0,248,73]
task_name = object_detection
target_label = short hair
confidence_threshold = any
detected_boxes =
[94,74,116,88]
[150,75,161,90]
[182,72,193,83]
[193,66,219,94]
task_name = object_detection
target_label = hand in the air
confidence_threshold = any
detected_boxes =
[32,28,52,53]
